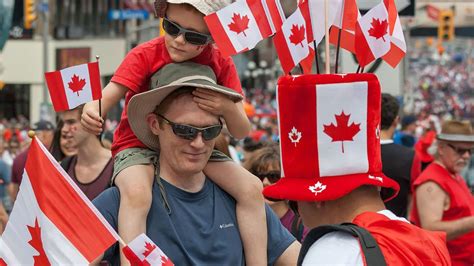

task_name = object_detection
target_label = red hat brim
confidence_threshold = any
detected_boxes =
[263,173,399,202]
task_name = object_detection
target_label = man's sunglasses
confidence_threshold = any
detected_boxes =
[447,143,474,156]
[157,114,222,141]
[162,17,213,45]
[255,171,281,184]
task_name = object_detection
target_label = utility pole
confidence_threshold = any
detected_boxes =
[40,0,52,121]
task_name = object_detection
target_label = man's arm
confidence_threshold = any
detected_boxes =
[416,181,474,240]
[274,241,300,266]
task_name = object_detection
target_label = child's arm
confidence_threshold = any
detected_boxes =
[192,88,251,139]
[81,82,128,135]
[204,161,267,266]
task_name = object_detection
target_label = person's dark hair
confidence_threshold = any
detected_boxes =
[243,143,280,176]
[49,120,66,161]
[381,93,399,130]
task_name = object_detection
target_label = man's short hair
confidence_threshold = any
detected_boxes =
[381,93,399,130]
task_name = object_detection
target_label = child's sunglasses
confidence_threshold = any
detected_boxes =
[157,114,222,141]
[162,17,213,45]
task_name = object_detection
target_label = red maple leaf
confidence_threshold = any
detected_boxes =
[27,219,51,266]
[323,111,361,153]
[161,255,174,266]
[368,18,388,42]
[68,74,86,96]
[142,241,156,257]
[228,13,250,36]
[289,24,306,47]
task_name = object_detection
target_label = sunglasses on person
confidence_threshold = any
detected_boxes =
[255,171,281,184]
[162,17,213,45]
[446,143,474,156]
[157,114,222,141]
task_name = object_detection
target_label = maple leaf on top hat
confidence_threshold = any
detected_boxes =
[289,24,306,47]
[27,218,51,266]
[228,13,250,36]
[323,111,361,153]
[68,74,86,96]
[368,18,388,42]
[142,241,157,257]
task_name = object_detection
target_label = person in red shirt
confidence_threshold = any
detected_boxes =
[411,120,474,265]
[80,1,266,264]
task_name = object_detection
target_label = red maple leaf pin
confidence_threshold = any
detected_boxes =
[323,111,361,153]
[289,24,306,47]
[68,74,86,96]
[161,255,174,266]
[228,13,250,36]
[368,18,388,42]
[142,241,157,257]
[27,218,51,266]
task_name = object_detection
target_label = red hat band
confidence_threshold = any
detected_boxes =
[263,74,399,202]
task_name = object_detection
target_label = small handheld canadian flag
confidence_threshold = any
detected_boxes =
[123,234,174,266]
[45,62,102,112]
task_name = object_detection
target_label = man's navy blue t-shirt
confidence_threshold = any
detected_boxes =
[93,178,295,265]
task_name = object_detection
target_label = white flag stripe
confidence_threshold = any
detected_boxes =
[35,139,121,241]
[60,64,94,110]
[358,2,390,59]
[316,82,368,177]
[1,173,88,265]
[309,0,342,45]
[216,0,263,53]
[391,16,406,50]
[281,8,309,66]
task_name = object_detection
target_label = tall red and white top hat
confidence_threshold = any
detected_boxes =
[263,74,399,202]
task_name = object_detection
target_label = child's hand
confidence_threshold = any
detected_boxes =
[81,102,104,135]
[192,88,236,117]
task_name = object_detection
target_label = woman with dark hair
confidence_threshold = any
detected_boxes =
[49,120,78,162]
[243,144,308,242]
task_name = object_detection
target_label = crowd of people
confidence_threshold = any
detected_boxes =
[1,1,473,265]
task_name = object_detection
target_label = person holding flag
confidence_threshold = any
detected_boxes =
[80,0,267,264]
[93,62,300,265]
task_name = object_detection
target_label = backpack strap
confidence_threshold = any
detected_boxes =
[297,223,386,266]
[290,216,305,242]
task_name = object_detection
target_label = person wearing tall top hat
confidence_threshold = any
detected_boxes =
[411,120,474,265]
[263,73,450,265]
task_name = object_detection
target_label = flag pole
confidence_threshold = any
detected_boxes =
[324,0,330,74]
[334,0,345,74]
[314,40,320,74]
[356,65,361,73]
[96,55,105,148]
[298,63,304,74]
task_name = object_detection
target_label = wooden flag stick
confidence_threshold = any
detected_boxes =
[314,40,320,74]
[324,0,330,74]
[96,55,102,120]
[334,0,345,74]
[298,63,303,74]
[96,55,105,148]
[356,65,361,73]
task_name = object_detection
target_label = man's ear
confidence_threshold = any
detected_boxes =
[393,115,400,128]
[146,113,161,135]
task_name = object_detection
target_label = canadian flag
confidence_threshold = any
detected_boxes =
[204,0,284,57]
[0,138,119,265]
[355,1,390,67]
[278,74,381,180]
[299,0,344,46]
[381,0,406,68]
[273,7,309,74]
[45,62,102,112]
[122,234,174,266]
[329,0,360,54]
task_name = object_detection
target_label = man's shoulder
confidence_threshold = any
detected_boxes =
[93,187,120,208]
[304,231,362,265]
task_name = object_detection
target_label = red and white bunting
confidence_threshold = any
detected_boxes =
[45,62,102,112]
[0,138,119,265]
[204,0,279,57]
[355,1,390,67]
[273,7,309,74]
